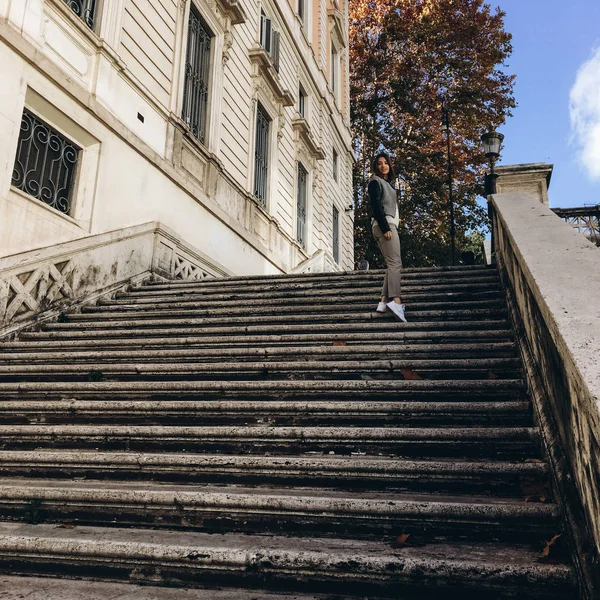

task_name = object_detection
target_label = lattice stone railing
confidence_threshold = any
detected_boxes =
[551,205,600,247]
[290,249,339,274]
[0,222,230,337]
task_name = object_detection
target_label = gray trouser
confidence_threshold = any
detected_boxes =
[372,223,402,299]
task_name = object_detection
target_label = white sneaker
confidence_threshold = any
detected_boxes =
[376,302,389,313]
[386,301,407,322]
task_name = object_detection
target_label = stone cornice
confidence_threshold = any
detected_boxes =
[217,0,247,25]
[249,46,295,107]
[292,117,325,161]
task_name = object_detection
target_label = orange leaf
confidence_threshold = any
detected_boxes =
[539,534,562,560]
[332,341,348,346]
[391,533,411,548]
[400,369,422,380]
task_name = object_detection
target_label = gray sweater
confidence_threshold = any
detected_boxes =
[368,175,398,234]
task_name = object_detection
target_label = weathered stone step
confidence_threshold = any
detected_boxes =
[0,425,538,457]
[0,342,520,363]
[0,358,522,383]
[3,329,516,351]
[143,265,494,289]
[0,576,331,600]
[0,451,549,495]
[19,321,512,342]
[80,298,507,316]
[111,281,502,304]
[126,274,501,297]
[0,400,531,427]
[51,308,508,328]
[0,480,559,542]
[0,379,525,401]
[0,524,573,598]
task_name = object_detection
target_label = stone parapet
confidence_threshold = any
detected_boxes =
[0,222,231,338]
[495,163,553,205]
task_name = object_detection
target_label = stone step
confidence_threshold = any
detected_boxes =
[125,274,501,297]
[0,524,574,598]
[27,320,510,339]
[0,400,532,427]
[50,308,508,328]
[110,281,502,304]
[0,358,522,383]
[0,576,332,600]
[2,329,516,351]
[142,265,494,289]
[0,342,520,363]
[0,424,538,458]
[0,451,550,495]
[80,298,507,316]
[0,379,525,401]
[0,479,559,542]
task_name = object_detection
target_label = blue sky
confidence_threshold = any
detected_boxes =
[494,0,600,208]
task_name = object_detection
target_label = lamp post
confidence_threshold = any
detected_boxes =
[481,131,504,195]
[441,96,456,265]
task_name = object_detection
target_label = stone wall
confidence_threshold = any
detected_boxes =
[490,166,600,596]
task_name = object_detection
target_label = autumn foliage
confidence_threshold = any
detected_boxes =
[349,0,516,266]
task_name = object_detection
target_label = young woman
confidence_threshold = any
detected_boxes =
[368,153,407,322]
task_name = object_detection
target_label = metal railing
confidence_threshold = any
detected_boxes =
[63,0,96,30]
[11,110,80,215]
[552,205,600,247]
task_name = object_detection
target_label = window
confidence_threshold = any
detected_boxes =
[64,0,97,30]
[333,148,338,182]
[260,10,281,72]
[299,85,306,118]
[11,110,80,216]
[331,44,338,94]
[298,0,305,23]
[333,205,340,263]
[182,8,213,144]
[254,104,271,206]
[297,163,308,248]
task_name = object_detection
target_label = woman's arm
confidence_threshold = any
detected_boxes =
[368,179,390,234]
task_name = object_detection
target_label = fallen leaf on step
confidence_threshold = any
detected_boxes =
[400,369,422,380]
[522,482,551,503]
[56,524,75,529]
[524,458,543,463]
[538,534,564,563]
[391,533,411,548]
[332,341,347,346]
[487,370,499,380]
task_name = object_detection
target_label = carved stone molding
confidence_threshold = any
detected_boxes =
[249,46,294,107]
[217,0,247,25]
[292,117,325,160]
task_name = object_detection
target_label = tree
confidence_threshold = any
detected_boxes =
[350,0,516,267]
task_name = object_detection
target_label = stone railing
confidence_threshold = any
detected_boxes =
[551,205,600,247]
[0,222,231,338]
[290,249,339,274]
[489,164,600,598]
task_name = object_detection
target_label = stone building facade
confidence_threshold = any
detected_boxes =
[0,0,353,274]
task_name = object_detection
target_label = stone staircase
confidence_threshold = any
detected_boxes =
[0,266,578,598]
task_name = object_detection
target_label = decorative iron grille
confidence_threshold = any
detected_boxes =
[333,148,338,181]
[333,205,340,263]
[297,163,308,248]
[253,104,270,206]
[182,8,212,144]
[63,0,97,30]
[552,206,600,247]
[11,111,80,215]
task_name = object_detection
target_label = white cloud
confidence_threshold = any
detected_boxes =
[570,47,600,181]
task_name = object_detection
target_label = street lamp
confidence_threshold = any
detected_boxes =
[441,95,455,265]
[481,131,504,194]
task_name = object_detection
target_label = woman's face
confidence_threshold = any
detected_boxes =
[376,157,390,178]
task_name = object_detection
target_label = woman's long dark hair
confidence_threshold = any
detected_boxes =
[372,153,395,182]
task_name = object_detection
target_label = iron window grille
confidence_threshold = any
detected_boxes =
[11,110,80,216]
[260,10,281,72]
[253,104,271,207]
[331,44,338,94]
[333,205,340,263]
[297,163,308,248]
[298,0,305,23]
[63,0,97,30]
[182,8,212,144]
[333,148,338,182]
